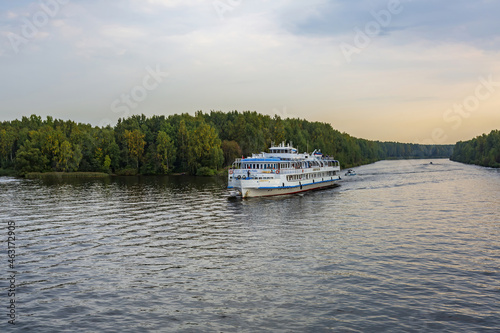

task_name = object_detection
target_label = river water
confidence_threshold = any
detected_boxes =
[1,159,499,332]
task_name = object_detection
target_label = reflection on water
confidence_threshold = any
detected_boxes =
[1,160,499,332]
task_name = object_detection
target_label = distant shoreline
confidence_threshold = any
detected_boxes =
[21,171,215,179]
[24,172,110,179]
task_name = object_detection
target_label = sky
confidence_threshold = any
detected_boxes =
[1,0,500,144]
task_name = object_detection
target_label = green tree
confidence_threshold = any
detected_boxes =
[31,126,65,166]
[156,131,176,173]
[124,129,146,170]
[271,115,286,145]
[189,123,223,174]
[56,140,73,171]
[0,128,15,164]
[55,141,82,171]
[177,120,190,171]
[15,140,49,175]
[103,155,112,173]
[221,140,242,166]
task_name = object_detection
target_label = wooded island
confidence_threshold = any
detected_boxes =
[0,111,455,176]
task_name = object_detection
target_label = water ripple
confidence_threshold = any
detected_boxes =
[1,163,499,332]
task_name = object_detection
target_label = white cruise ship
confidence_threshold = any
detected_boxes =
[228,142,341,198]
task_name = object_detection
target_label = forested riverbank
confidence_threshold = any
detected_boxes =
[450,130,500,168]
[0,111,453,176]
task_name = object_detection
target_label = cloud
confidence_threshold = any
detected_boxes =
[137,0,207,8]
[1,0,499,143]
[285,0,500,51]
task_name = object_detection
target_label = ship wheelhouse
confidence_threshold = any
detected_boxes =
[240,158,280,171]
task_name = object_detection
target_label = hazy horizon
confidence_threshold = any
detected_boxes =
[1,0,500,144]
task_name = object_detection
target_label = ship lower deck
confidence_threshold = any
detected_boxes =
[231,176,340,198]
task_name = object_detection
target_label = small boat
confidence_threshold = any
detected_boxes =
[228,190,241,199]
[344,169,356,176]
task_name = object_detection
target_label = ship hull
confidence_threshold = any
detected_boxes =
[232,176,340,198]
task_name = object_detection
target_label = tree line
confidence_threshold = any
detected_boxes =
[0,111,454,176]
[450,130,500,168]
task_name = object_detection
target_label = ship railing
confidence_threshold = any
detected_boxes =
[231,166,338,176]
